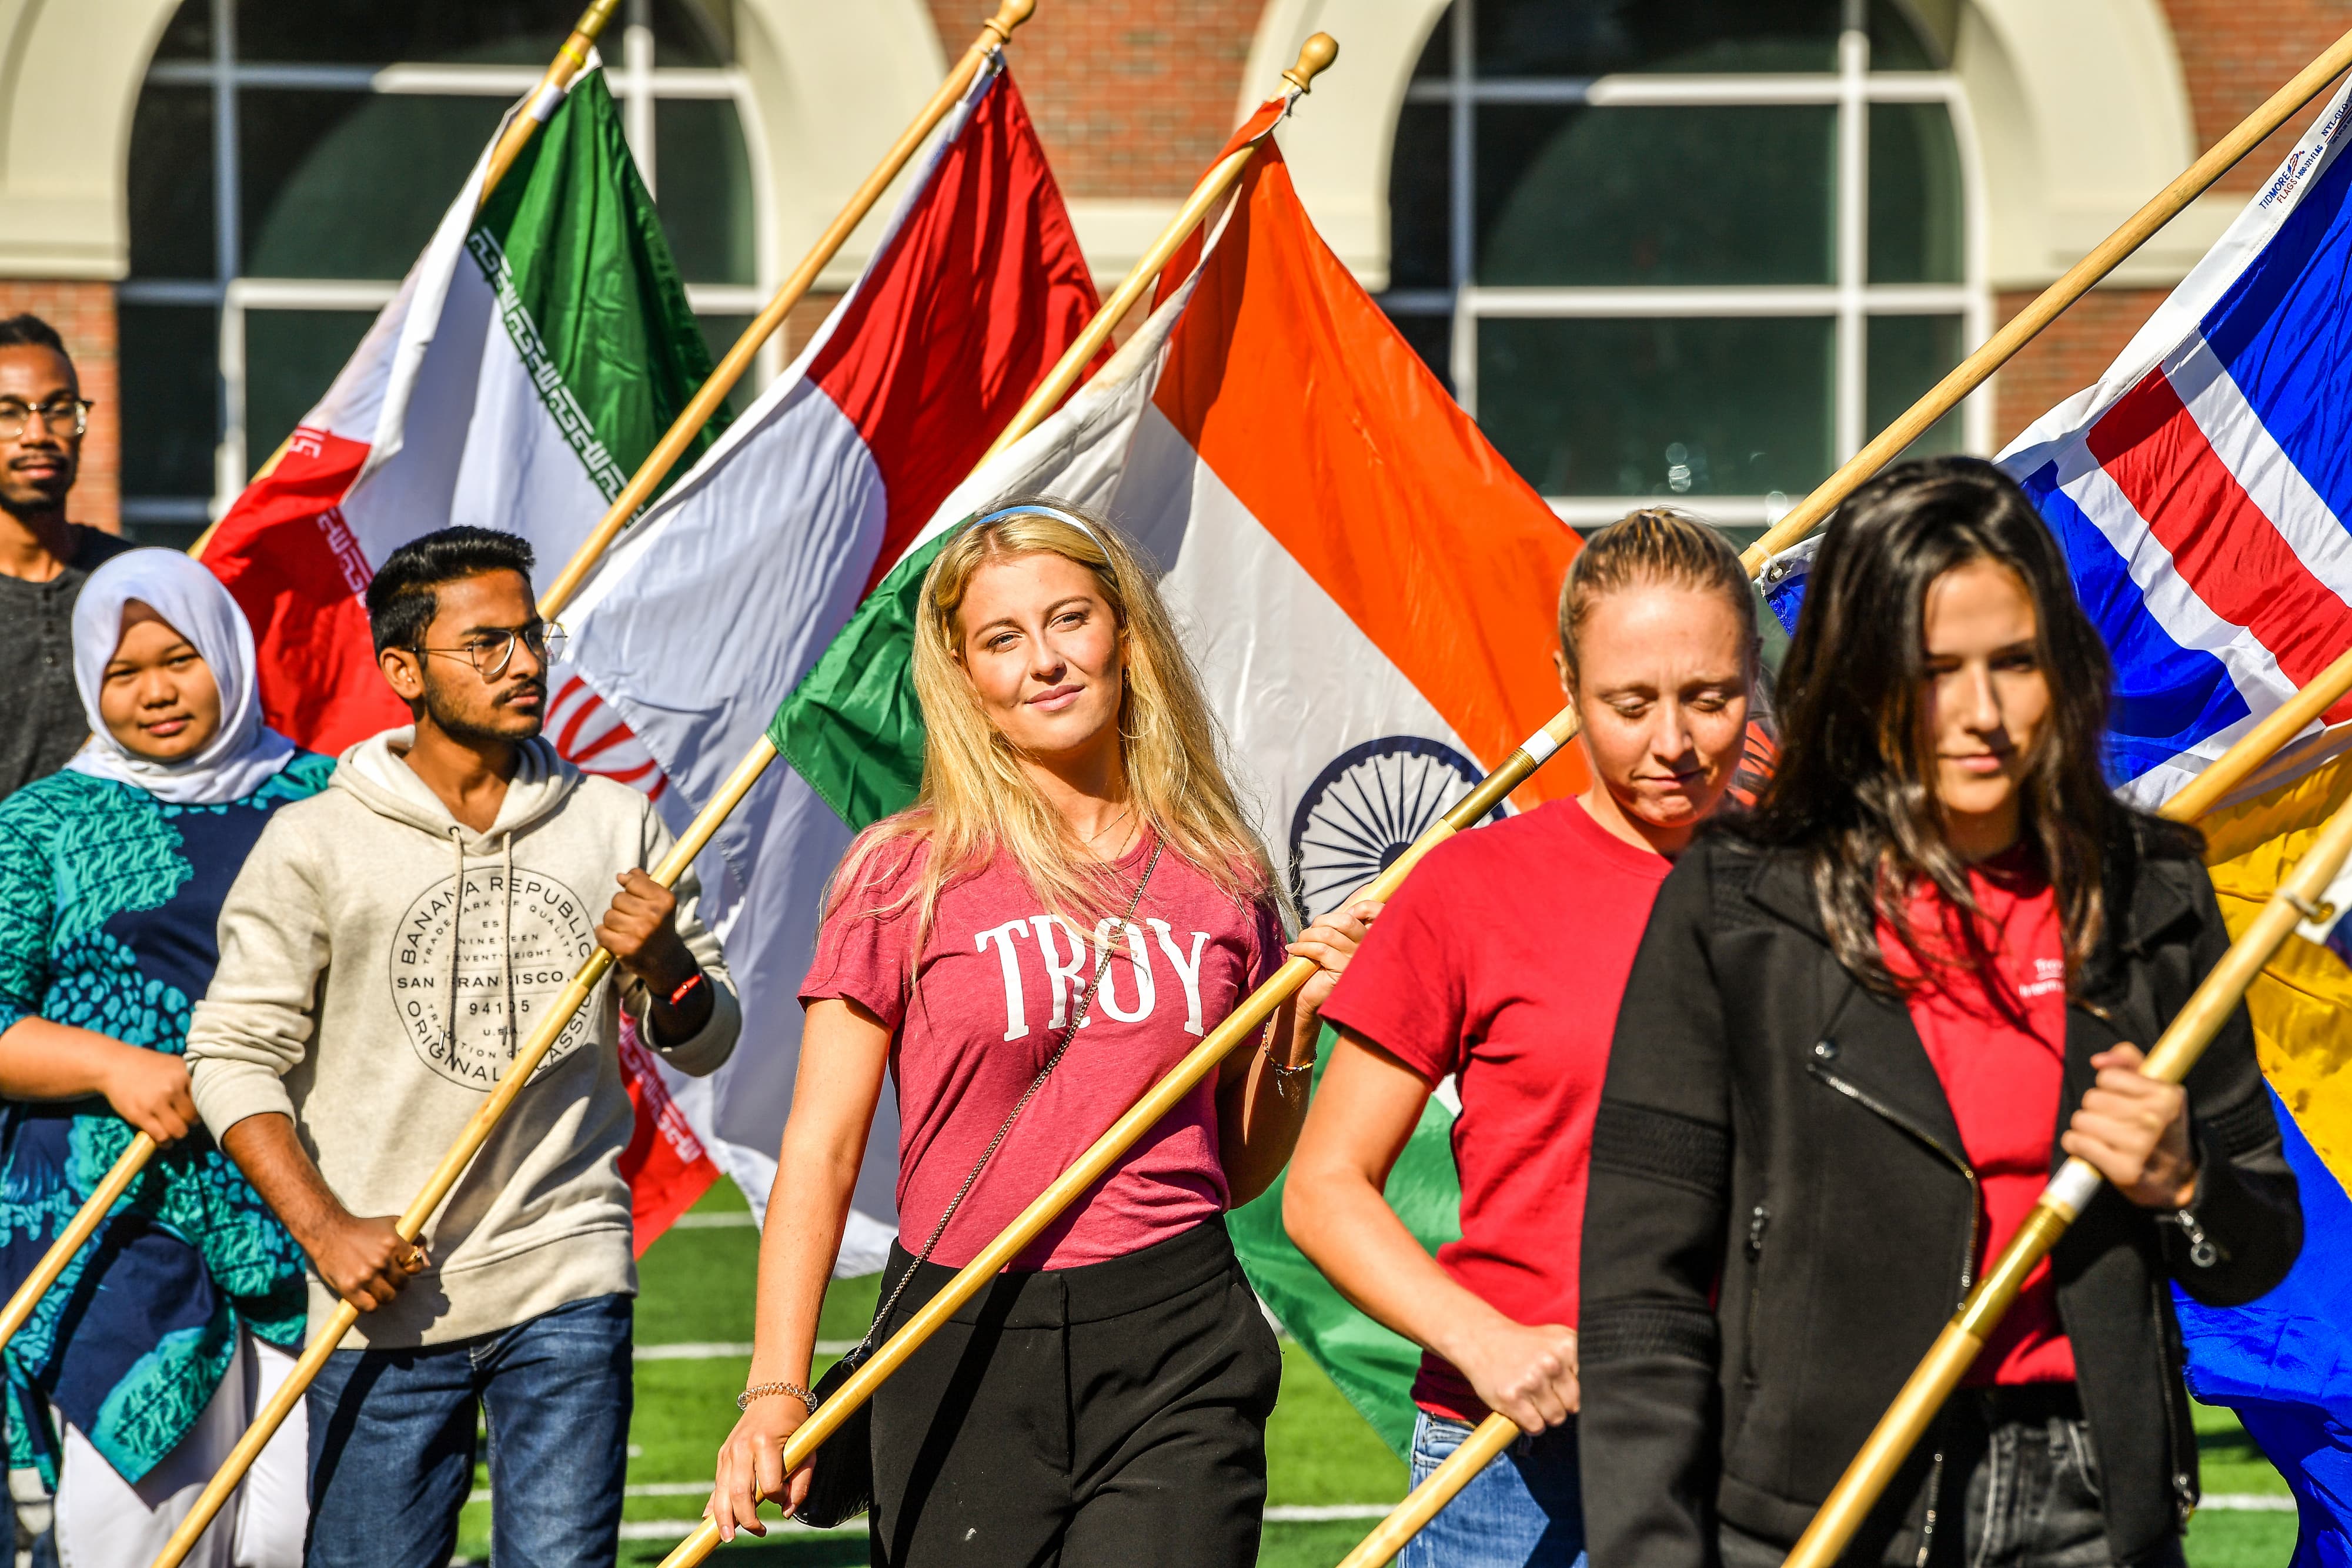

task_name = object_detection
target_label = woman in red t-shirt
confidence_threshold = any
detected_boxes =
[701,503,1371,1565]
[1578,459,2298,1568]
[1284,509,1761,1568]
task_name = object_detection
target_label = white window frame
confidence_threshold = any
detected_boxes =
[1385,0,1991,528]
[121,0,777,529]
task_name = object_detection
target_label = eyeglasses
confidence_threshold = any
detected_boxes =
[0,397,92,442]
[410,621,566,680]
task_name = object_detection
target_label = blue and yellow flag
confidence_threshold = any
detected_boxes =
[2174,750,2352,1567]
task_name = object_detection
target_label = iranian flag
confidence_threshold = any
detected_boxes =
[197,65,735,1245]
[553,59,1101,1263]
[198,66,723,757]
[771,109,1583,1444]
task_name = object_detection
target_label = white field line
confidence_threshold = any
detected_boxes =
[633,1339,858,1360]
[466,1493,1404,1520]
[457,1494,2300,1557]
[666,1211,758,1229]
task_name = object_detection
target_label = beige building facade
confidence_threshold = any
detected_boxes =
[0,0,2318,541]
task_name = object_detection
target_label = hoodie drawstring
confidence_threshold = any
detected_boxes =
[501,835,517,1063]
[446,828,465,1069]
[446,828,522,1072]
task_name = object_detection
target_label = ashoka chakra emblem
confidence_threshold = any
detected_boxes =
[1287,736,1506,921]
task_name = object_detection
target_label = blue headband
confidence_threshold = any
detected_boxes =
[972,502,1106,551]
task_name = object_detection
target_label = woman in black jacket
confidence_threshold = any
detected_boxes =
[1578,457,2300,1568]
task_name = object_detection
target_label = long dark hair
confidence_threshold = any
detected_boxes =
[1739,457,2127,995]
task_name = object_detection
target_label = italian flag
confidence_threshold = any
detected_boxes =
[772,109,1584,1447]
[553,59,1102,1263]
[198,66,723,760]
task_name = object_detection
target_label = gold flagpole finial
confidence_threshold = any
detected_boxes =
[981,0,1038,46]
[1284,32,1340,93]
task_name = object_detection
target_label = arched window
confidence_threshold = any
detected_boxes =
[119,0,769,546]
[1384,0,1985,540]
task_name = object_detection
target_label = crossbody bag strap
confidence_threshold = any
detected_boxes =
[861,838,1167,1349]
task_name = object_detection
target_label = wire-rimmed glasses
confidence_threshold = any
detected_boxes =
[410,621,567,680]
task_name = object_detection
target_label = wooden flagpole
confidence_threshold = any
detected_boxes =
[642,40,1414,1568]
[146,34,1341,1568]
[971,32,1338,468]
[2160,644,2352,823]
[1736,22,2352,582]
[481,0,624,200]
[1332,29,2352,1567]
[5,0,628,1378]
[536,0,1042,619]
[1782,786,2352,1568]
[0,1132,155,1357]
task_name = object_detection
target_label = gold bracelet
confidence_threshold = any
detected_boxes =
[738,1380,818,1413]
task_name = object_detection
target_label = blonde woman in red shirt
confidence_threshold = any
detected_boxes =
[1284,509,1760,1568]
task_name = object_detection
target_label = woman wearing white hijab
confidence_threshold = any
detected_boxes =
[0,550,319,1567]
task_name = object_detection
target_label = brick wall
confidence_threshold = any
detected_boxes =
[1990,5,2348,445]
[773,289,841,362]
[0,282,119,534]
[924,2,1264,199]
[1990,288,2166,447]
[2159,0,2352,193]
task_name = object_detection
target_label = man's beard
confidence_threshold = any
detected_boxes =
[418,673,546,746]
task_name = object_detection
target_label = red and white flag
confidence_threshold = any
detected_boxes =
[554,58,1102,1260]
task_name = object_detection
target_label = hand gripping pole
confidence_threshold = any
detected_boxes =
[1780,787,2352,1568]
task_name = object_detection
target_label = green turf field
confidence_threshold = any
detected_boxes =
[449,1181,2298,1564]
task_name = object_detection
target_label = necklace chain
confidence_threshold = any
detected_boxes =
[1083,802,1134,850]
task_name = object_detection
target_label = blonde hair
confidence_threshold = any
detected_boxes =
[1556,506,1757,678]
[830,500,1274,938]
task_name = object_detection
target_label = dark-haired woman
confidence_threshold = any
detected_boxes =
[1579,456,2300,1568]
[1284,510,1758,1568]
[0,551,319,1567]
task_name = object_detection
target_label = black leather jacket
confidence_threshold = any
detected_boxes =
[1578,818,2301,1567]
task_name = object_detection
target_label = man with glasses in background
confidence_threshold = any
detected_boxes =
[186,526,740,1568]
[0,314,128,794]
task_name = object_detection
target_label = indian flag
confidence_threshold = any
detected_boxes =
[771,116,1584,1447]
[198,65,723,757]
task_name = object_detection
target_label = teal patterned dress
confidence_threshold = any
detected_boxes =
[0,755,330,1486]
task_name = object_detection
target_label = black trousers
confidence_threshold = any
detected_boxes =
[867,1219,1282,1568]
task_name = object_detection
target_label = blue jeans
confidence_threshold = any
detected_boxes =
[1401,1412,1589,1568]
[303,1293,632,1568]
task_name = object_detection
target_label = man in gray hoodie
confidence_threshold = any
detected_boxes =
[186,526,741,1568]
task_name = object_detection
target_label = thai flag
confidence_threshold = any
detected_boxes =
[1767,76,2352,1567]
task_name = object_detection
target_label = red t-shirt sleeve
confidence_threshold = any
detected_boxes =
[1316,852,1470,1086]
[800,834,924,1031]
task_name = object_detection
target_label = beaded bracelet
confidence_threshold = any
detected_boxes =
[738,1380,818,1414]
